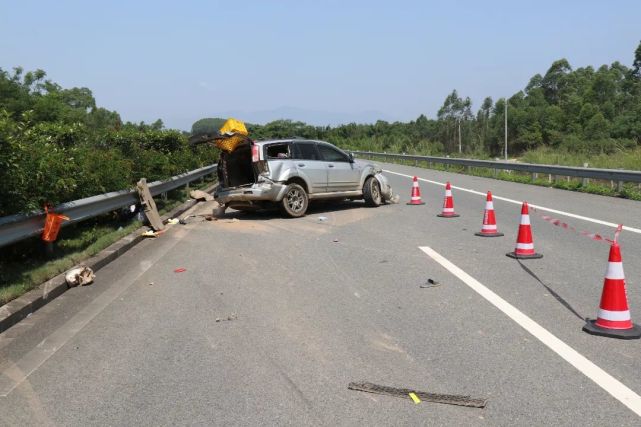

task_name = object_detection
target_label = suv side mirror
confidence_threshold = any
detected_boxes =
[348,152,355,163]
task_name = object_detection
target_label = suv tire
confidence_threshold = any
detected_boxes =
[280,183,309,218]
[363,176,382,207]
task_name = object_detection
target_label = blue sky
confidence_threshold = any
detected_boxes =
[1,1,640,130]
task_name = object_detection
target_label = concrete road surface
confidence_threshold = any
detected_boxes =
[1,161,641,426]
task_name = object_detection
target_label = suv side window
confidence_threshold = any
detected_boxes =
[293,142,321,160]
[318,144,349,162]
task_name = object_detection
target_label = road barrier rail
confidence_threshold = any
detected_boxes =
[352,151,641,187]
[0,164,217,249]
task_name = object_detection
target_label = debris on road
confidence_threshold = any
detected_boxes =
[224,218,239,223]
[179,214,214,224]
[141,230,164,238]
[65,266,95,287]
[348,382,487,408]
[148,282,154,286]
[167,218,179,225]
[420,278,441,288]
[174,268,186,273]
[318,216,328,222]
[332,238,339,243]
[216,313,238,323]
[189,189,214,201]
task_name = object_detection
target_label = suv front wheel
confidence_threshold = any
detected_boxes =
[280,183,309,218]
[363,176,382,206]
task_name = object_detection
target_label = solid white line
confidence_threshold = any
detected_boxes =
[419,246,641,417]
[385,170,641,235]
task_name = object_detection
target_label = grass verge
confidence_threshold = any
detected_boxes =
[0,180,215,306]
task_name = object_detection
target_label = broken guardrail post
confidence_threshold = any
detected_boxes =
[137,178,164,231]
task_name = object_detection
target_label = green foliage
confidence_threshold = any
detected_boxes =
[0,68,219,216]
[191,117,227,136]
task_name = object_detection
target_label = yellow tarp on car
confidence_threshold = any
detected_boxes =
[216,118,249,153]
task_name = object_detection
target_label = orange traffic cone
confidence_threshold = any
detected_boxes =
[437,182,459,217]
[583,243,641,339]
[406,176,425,205]
[475,191,503,237]
[506,202,542,259]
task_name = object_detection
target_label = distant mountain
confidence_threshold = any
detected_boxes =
[219,106,397,126]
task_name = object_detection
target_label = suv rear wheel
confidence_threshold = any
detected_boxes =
[280,183,309,217]
[363,176,382,206]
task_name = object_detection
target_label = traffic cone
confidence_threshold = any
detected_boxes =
[437,182,459,217]
[475,191,503,237]
[506,202,542,259]
[583,243,641,339]
[406,176,425,205]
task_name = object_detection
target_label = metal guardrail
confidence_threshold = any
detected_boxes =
[352,151,641,184]
[0,164,217,249]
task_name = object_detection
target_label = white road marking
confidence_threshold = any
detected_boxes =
[419,246,641,417]
[385,170,641,235]
[0,229,187,397]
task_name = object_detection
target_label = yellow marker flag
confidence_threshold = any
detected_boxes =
[409,392,421,404]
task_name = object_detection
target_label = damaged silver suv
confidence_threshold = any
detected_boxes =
[214,139,396,217]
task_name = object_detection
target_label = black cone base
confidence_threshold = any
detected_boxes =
[406,201,425,205]
[506,251,543,259]
[475,232,504,237]
[583,320,641,339]
[437,213,460,218]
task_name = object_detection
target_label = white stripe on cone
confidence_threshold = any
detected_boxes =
[442,208,454,213]
[520,215,531,225]
[605,262,625,280]
[482,224,497,231]
[516,242,534,250]
[598,308,631,321]
[445,190,452,196]
[486,201,494,210]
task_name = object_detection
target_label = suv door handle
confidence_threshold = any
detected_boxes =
[297,163,305,167]
[328,164,335,168]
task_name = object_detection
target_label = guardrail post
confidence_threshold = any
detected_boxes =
[493,168,497,177]
[466,166,471,174]
[429,161,432,169]
[137,178,164,231]
[582,163,589,186]
[617,181,624,192]
[548,174,552,183]
[531,172,537,182]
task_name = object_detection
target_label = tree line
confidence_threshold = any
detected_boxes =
[194,41,641,158]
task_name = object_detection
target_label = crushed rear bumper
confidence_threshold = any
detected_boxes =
[214,182,288,205]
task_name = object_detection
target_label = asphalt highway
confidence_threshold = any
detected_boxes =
[1,161,641,426]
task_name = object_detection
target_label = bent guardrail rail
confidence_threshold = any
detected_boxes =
[352,151,641,184]
[0,164,217,249]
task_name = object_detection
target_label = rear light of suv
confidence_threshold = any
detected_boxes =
[251,145,260,163]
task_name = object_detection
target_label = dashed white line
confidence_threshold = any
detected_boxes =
[419,245,641,417]
[385,170,641,235]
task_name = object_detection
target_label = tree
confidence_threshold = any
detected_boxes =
[191,117,226,136]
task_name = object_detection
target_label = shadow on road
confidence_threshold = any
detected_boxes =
[224,200,386,221]
[516,259,586,321]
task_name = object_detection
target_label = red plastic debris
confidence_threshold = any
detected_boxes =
[174,268,186,273]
